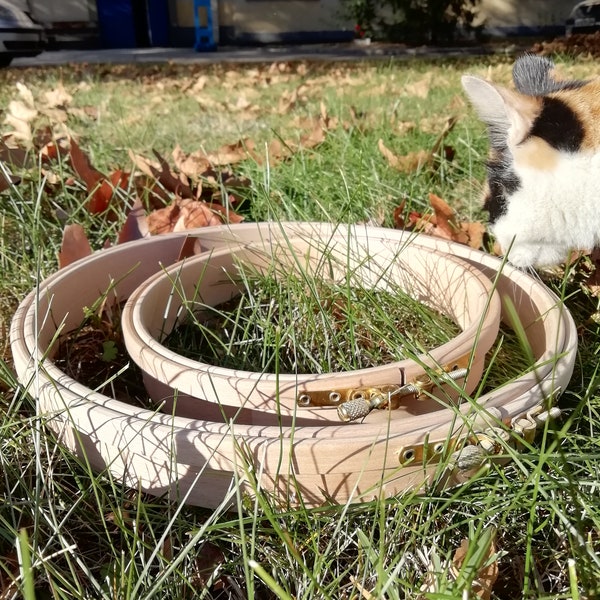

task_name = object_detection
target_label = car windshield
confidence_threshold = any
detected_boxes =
[575,3,600,18]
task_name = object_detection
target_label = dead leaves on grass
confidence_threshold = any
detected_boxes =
[418,529,499,599]
[1,78,490,271]
[378,116,457,174]
[393,193,486,251]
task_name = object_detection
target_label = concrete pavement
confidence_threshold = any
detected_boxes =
[10,41,512,68]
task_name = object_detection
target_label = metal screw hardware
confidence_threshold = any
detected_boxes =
[338,392,388,422]
[337,367,468,422]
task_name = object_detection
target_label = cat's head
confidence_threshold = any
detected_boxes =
[463,55,600,268]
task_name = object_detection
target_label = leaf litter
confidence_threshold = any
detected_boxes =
[0,77,493,275]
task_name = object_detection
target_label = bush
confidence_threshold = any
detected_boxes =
[342,0,483,45]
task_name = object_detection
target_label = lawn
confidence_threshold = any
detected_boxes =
[1,52,599,599]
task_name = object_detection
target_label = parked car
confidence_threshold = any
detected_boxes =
[566,0,600,35]
[0,1,44,67]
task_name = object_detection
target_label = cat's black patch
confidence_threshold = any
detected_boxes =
[485,153,521,223]
[528,97,584,152]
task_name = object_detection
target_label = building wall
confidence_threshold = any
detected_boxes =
[479,0,578,34]
[169,0,581,43]
[217,0,350,43]
[9,0,587,47]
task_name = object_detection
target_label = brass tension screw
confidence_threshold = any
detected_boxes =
[337,391,389,422]
[337,367,469,422]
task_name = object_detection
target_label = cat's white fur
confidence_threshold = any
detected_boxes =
[462,70,600,268]
[492,151,600,268]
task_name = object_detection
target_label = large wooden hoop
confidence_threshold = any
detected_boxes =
[10,223,577,508]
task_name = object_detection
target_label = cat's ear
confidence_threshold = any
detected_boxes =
[462,75,538,147]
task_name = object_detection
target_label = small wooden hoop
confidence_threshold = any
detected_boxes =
[122,231,501,423]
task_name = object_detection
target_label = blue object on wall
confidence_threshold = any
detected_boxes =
[96,0,137,48]
[193,0,216,51]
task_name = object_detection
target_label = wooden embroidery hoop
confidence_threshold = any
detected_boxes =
[122,231,501,424]
[10,222,577,508]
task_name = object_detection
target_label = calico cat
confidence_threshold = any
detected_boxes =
[462,54,600,268]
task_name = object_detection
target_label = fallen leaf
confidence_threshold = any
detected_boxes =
[68,105,98,121]
[58,223,93,268]
[7,100,37,124]
[393,194,487,250]
[192,542,226,590]
[69,139,129,214]
[429,192,457,239]
[147,198,243,235]
[16,82,35,108]
[4,108,35,146]
[129,149,194,199]
[0,139,31,168]
[393,201,407,229]
[378,116,457,174]
[403,74,433,98]
[461,220,487,250]
[43,84,73,109]
[117,198,149,244]
[172,145,210,180]
[202,139,257,166]
[451,535,498,599]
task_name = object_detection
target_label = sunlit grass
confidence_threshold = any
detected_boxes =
[1,54,599,599]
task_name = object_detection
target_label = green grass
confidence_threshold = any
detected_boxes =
[1,54,600,599]
[162,254,461,374]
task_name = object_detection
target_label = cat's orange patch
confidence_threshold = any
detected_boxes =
[513,136,558,170]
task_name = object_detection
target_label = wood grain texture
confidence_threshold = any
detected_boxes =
[10,223,577,508]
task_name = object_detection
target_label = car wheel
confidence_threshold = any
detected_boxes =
[0,55,13,68]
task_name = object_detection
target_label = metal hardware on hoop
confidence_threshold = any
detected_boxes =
[295,355,471,418]
[294,356,471,422]
[336,367,469,422]
[338,362,469,422]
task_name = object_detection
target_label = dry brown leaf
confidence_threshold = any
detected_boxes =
[396,120,417,135]
[172,145,211,180]
[129,149,194,199]
[117,198,149,244]
[69,139,128,214]
[461,221,487,250]
[229,95,253,112]
[16,82,35,108]
[393,194,487,250]
[3,117,32,145]
[191,75,208,93]
[7,100,37,124]
[67,105,99,120]
[299,120,326,150]
[192,542,226,590]
[379,116,457,174]
[0,138,31,168]
[175,200,225,231]
[43,107,69,124]
[451,538,498,600]
[43,84,73,109]
[378,139,430,172]
[429,192,457,239]
[147,199,227,234]
[404,74,433,98]
[202,139,258,166]
[58,223,93,268]
[128,149,161,179]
